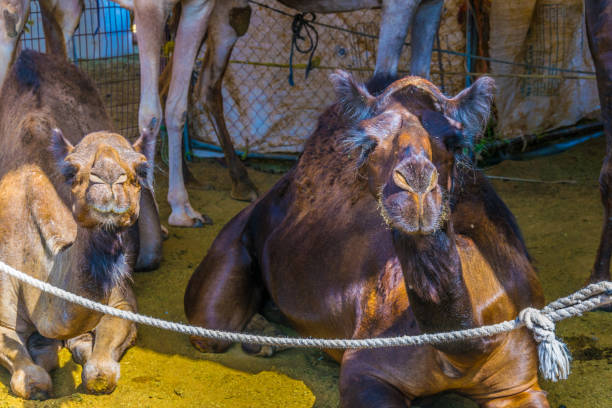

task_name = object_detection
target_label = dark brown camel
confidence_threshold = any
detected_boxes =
[585,0,612,287]
[184,71,549,407]
[0,50,160,398]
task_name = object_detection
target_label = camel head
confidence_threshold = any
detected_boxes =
[51,129,155,230]
[1,0,27,38]
[332,70,495,235]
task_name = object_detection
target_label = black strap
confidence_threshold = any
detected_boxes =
[288,12,318,86]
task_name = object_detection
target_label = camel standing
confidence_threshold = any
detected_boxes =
[1,0,444,226]
[585,0,612,286]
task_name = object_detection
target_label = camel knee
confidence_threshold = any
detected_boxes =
[66,333,94,365]
[598,155,612,209]
[138,101,162,135]
[10,364,52,400]
[164,101,187,135]
[229,4,251,37]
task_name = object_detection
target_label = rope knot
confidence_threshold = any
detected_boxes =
[518,307,571,382]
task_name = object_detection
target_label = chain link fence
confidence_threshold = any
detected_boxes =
[20,0,467,154]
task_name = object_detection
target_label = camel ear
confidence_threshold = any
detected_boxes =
[329,70,375,121]
[132,126,156,189]
[445,77,495,146]
[50,128,73,161]
[50,128,78,183]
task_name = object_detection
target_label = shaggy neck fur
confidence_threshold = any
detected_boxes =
[61,226,130,297]
[82,227,130,294]
[392,228,488,355]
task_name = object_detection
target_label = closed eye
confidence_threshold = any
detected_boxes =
[89,174,105,184]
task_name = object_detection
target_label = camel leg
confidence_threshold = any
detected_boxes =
[0,327,52,400]
[134,187,163,271]
[585,0,612,283]
[339,364,410,407]
[26,333,61,373]
[39,0,84,59]
[410,0,444,78]
[164,0,214,227]
[77,286,137,394]
[371,0,419,88]
[184,207,264,353]
[193,0,258,202]
[132,0,169,184]
[480,387,550,408]
[0,0,29,88]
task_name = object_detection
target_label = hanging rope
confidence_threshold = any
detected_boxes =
[288,12,319,86]
[0,259,609,382]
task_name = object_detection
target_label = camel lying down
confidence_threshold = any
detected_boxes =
[185,72,550,407]
[0,50,160,399]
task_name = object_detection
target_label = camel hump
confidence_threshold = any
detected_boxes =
[14,50,42,93]
[12,50,98,101]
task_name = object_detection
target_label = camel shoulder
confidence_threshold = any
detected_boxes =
[0,165,76,256]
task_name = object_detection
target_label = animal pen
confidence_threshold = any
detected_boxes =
[4,1,612,407]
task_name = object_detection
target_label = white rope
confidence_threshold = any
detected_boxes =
[0,259,610,381]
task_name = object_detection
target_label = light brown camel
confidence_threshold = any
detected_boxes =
[0,50,156,399]
[1,0,445,227]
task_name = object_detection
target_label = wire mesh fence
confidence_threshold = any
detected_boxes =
[19,0,467,154]
[21,0,140,139]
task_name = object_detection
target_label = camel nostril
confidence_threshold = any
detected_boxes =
[426,169,439,192]
[393,170,415,193]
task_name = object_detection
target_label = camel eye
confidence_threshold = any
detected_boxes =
[60,163,78,184]
[89,174,105,184]
[115,174,127,184]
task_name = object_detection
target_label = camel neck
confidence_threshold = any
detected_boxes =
[54,226,129,300]
[392,229,488,355]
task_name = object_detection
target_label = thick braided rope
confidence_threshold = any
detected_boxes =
[0,260,609,353]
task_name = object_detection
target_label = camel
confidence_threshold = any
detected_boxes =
[0,0,82,86]
[585,0,612,288]
[0,50,159,399]
[1,0,445,227]
[184,72,550,407]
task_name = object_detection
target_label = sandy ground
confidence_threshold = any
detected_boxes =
[0,136,610,407]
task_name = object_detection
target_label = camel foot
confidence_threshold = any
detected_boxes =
[189,335,232,354]
[231,179,259,202]
[241,314,288,358]
[10,365,52,400]
[66,333,93,365]
[161,225,169,240]
[168,203,213,228]
[82,359,120,394]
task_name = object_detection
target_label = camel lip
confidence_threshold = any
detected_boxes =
[92,205,130,215]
